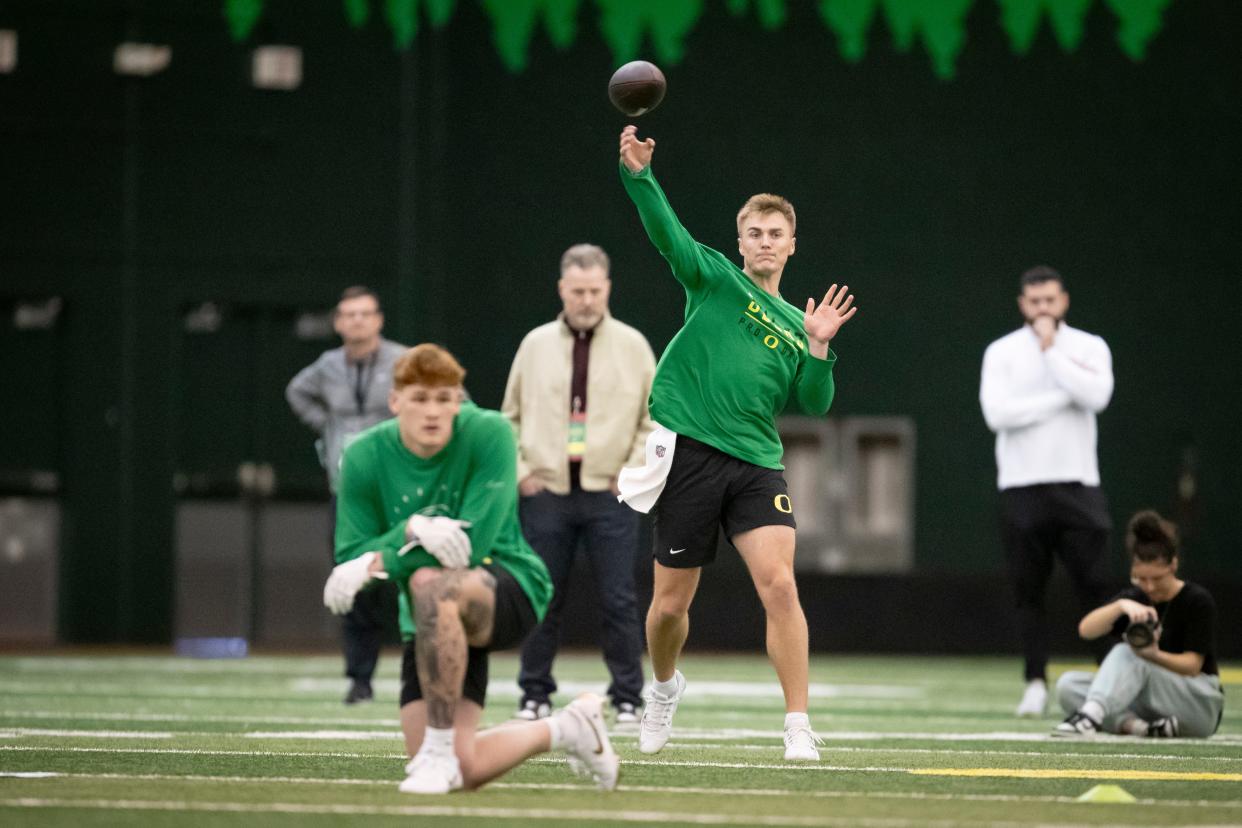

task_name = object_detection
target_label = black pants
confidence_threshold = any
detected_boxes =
[1000,483,1114,682]
[517,487,644,708]
[330,494,392,684]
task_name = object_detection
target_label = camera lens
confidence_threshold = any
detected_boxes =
[1125,620,1154,648]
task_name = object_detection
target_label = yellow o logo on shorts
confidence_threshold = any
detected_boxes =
[764,335,779,349]
[773,494,793,513]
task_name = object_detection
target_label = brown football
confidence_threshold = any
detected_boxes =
[608,60,667,117]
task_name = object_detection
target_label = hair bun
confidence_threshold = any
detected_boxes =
[1130,510,1168,543]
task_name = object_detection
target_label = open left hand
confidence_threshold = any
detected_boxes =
[804,284,857,347]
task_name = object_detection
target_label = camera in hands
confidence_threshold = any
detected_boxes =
[1124,619,1158,649]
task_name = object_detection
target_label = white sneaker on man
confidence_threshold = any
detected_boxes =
[1015,679,1047,717]
[398,750,463,794]
[639,670,685,755]
[514,698,551,721]
[555,692,619,791]
[783,721,824,761]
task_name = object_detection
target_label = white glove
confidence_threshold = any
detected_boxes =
[323,551,387,615]
[404,515,473,569]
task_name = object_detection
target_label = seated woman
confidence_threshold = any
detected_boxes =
[1054,510,1224,738]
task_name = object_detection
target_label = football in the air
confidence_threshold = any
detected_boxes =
[608,60,667,116]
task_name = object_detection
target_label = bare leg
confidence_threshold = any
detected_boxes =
[410,568,499,728]
[402,567,565,790]
[413,573,471,728]
[733,525,808,712]
[400,698,554,790]
[645,562,700,681]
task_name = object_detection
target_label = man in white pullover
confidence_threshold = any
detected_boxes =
[980,265,1116,717]
[503,244,656,724]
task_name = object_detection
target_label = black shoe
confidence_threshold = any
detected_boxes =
[1052,710,1101,736]
[1146,716,1179,737]
[344,680,373,705]
[615,701,639,724]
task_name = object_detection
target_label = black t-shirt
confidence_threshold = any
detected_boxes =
[1109,581,1218,676]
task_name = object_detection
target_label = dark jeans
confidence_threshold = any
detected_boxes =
[330,494,392,684]
[517,487,644,708]
[1000,483,1114,682]
[342,584,388,683]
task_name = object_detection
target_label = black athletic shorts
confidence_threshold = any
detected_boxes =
[652,434,796,569]
[399,563,537,709]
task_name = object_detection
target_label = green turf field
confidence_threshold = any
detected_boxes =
[1,651,1238,826]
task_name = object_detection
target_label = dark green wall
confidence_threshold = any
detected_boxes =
[1,0,1238,642]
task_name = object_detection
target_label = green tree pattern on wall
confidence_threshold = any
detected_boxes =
[223,0,1173,79]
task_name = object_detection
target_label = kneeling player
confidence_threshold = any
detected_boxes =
[324,343,619,793]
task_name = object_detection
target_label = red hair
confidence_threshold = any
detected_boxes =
[392,344,466,389]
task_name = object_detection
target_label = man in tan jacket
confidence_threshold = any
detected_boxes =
[503,243,656,723]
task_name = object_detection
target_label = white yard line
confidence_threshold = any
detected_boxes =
[243,731,402,740]
[0,729,173,739]
[1,676,922,701]
[286,677,924,700]
[1,709,404,727]
[0,797,1147,827]
[7,772,1242,810]
[0,745,406,759]
[5,745,1242,777]
[4,709,1239,744]
[4,717,1240,757]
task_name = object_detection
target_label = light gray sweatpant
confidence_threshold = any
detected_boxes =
[1056,642,1225,737]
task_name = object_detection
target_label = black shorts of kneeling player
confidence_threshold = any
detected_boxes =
[652,434,797,569]
[399,562,537,708]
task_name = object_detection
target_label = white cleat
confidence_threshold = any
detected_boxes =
[784,722,824,761]
[398,750,463,794]
[1015,680,1047,717]
[557,692,620,791]
[639,670,685,755]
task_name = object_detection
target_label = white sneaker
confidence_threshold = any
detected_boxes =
[639,670,685,755]
[398,750,463,794]
[514,699,552,720]
[1015,680,1047,717]
[556,692,620,791]
[784,722,824,761]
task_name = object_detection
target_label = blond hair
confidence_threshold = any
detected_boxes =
[736,193,796,236]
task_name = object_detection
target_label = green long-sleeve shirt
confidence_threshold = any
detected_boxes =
[621,163,837,469]
[334,402,552,640]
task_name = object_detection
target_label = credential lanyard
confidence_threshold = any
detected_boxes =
[352,352,377,415]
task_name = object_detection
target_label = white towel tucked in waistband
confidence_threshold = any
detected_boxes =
[616,424,677,514]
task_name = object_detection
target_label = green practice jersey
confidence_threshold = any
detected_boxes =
[335,401,552,640]
[621,164,837,469]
